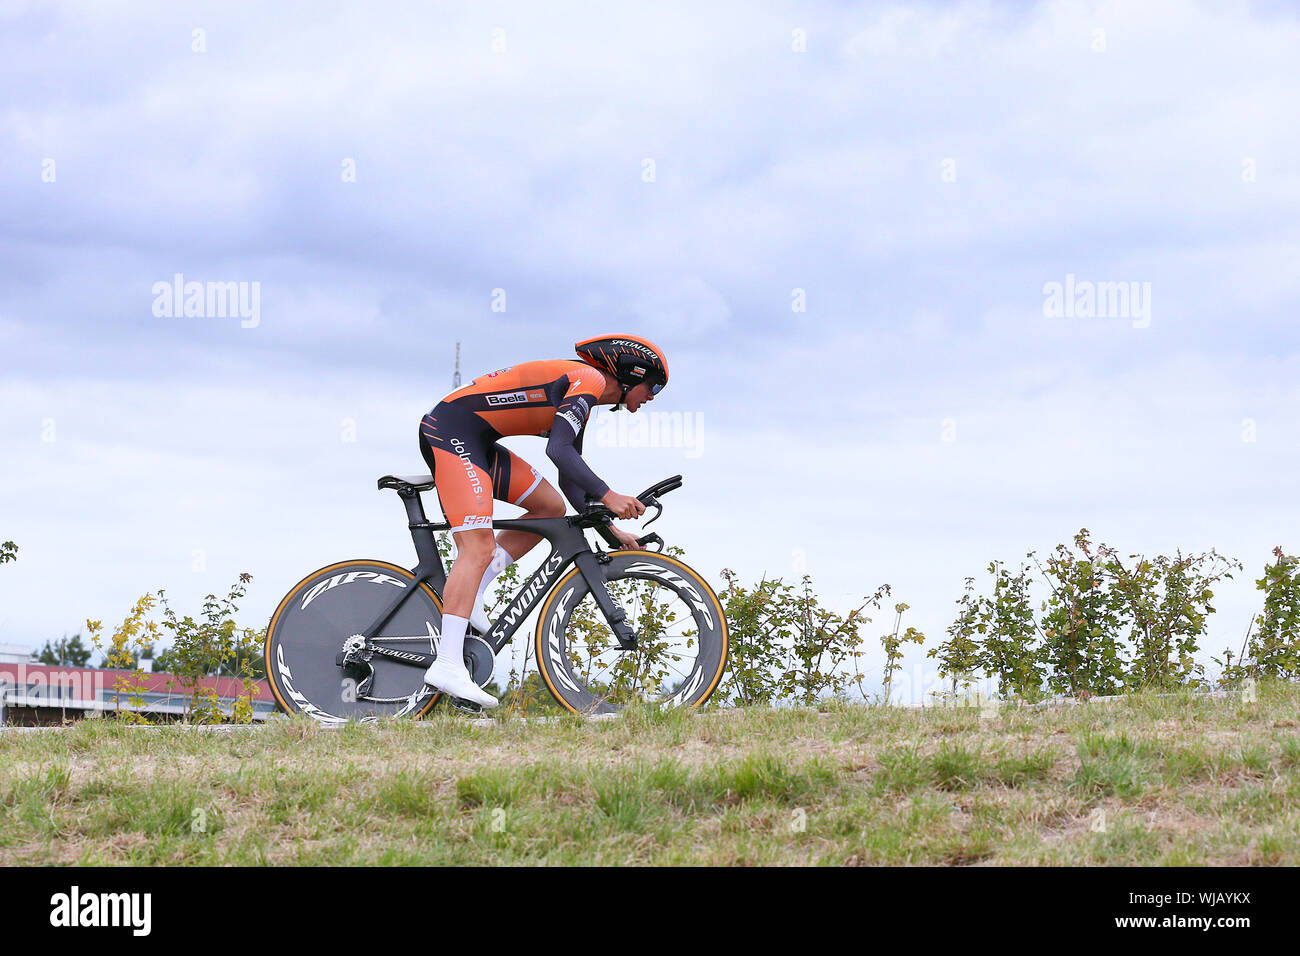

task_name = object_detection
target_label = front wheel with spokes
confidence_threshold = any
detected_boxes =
[533,551,728,715]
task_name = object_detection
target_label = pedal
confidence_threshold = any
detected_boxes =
[448,698,485,716]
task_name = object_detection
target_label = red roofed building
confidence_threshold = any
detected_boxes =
[0,662,275,725]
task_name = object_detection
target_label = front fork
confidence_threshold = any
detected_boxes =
[572,550,639,651]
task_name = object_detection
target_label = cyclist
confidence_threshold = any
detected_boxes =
[418,335,670,707]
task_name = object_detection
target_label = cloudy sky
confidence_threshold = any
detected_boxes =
[3,0,1299,701]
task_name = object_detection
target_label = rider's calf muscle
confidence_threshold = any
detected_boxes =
[443,529,495,617]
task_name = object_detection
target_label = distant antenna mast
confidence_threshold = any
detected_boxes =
[453,341,462,388]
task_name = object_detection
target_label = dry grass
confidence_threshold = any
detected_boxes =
[2,682,1298,865]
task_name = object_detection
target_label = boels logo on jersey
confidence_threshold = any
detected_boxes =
[485,389,546,406]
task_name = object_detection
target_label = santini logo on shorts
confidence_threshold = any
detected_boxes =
[486,391,530,406]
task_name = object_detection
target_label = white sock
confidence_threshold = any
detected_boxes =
[438,614,469,668]
[470,546,514,631]
[425,613,498,707]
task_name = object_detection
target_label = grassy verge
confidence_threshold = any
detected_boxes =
[3,683,1299,865]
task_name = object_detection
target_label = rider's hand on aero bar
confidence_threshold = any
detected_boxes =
[600,490,646,519]
[585,476,684,551]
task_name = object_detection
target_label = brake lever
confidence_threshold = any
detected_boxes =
[641,495,663,528]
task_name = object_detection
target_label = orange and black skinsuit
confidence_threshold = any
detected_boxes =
[419,360,609,533]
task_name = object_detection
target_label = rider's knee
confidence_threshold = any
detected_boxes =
[453,529,496,568]
[524,483,565,519]
[533,498,565,519]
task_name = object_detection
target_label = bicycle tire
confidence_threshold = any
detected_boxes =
[533,551,728,715]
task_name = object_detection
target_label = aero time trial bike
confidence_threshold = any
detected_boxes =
[263,473,729,722]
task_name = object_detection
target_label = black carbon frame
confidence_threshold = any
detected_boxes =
[357,483,637,661]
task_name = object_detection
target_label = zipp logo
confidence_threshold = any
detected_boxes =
[486,391,529,406]
[301,570,407,610]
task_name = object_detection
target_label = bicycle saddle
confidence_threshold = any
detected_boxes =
[377,474,436,492]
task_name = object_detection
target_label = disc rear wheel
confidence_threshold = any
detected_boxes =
[264,559,443,723]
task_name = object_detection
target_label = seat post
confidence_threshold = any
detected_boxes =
[399,487,447,590]
[397,485,429,524]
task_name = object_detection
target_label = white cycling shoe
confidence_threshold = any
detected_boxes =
[423,658,498,709]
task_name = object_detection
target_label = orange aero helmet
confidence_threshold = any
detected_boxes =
[574,335,669,402]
